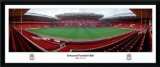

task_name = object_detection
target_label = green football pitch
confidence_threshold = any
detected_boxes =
[27,27,133,41]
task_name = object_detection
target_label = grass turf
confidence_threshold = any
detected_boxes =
[27,27,133,40]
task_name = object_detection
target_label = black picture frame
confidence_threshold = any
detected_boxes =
[1,1,160,67]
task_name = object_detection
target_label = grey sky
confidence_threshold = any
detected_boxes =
[25,8,136,18]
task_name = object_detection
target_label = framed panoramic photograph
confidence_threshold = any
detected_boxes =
[4,5,156,63]
[2,1,160,67]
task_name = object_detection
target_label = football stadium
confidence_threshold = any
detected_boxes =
[9,8,152,52]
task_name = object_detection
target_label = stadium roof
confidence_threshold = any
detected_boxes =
[25,8,136,18]
[130,9,152,19]
[25,12,59,19]
[9,9,29,17]
[56,12,104,18]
